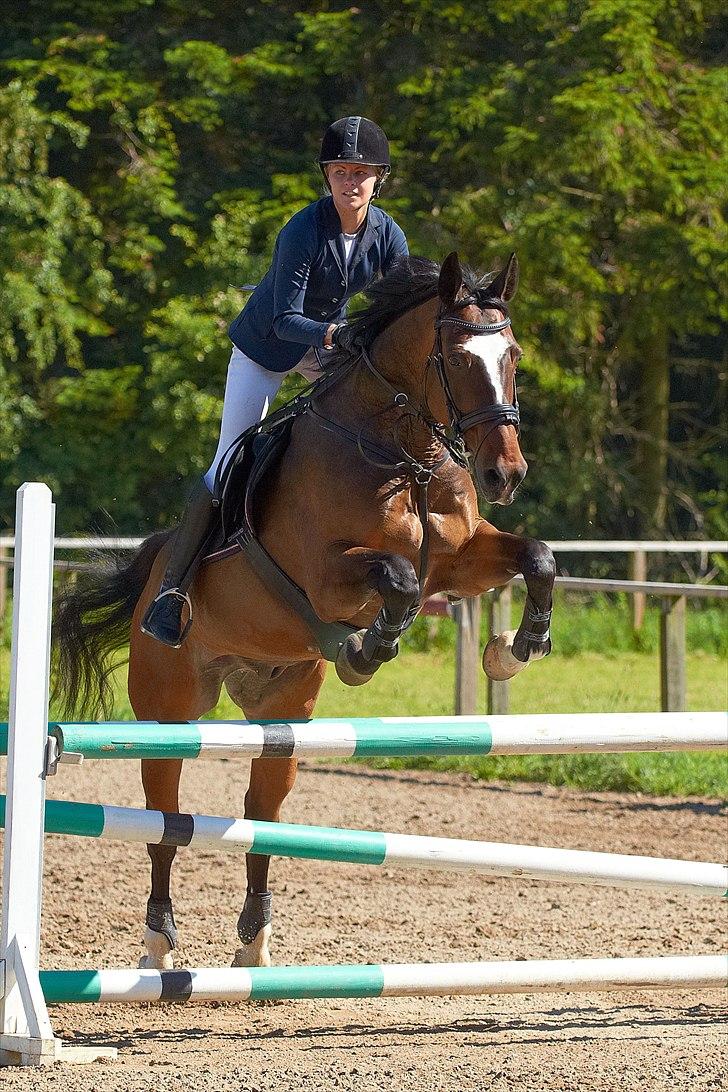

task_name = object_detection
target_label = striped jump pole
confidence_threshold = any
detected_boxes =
[40,954,728,1005]
[0,711,723,762]
[4,795,725,898]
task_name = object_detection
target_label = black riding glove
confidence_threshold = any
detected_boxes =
[331,321,364,353]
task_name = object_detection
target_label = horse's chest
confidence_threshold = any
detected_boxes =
[379,482,475,556]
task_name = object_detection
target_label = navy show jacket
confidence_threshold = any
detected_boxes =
[228,196,408,372]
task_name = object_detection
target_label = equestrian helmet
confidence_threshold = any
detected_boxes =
[319,117,391,196]
[319,116,391,167]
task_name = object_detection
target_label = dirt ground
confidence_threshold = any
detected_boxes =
[1,756,726,1092]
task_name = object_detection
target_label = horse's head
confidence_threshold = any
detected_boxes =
[434,252,527,505]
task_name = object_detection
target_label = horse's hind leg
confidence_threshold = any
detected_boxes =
[229,658,326,968]
[128,610,217,969]
[139,758,183,969]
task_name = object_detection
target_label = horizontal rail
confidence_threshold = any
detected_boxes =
[3,554,725,599]
[0,712,723,761]
[38,955,728,1004]
[1,537,726,553]
[545,541,727,553]
[7,795,724,897]
[549,575,727,599]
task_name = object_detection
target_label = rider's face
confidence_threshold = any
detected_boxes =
[325,162,379,215]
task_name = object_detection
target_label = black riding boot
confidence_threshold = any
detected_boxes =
[141,479,218,647]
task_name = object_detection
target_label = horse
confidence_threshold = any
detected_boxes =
[52,251,556,970]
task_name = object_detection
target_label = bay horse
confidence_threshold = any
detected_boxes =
[53,252,555,970]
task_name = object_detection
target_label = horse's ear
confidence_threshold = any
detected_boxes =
[438,252,464,310]
[487,253,519,301]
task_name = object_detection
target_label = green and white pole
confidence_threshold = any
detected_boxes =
[4,795,725,897]
[40,954,728,1005]
[0,711,724,761]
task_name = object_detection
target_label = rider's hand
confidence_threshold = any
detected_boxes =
[331,321,363,352]
[323,323,338,349]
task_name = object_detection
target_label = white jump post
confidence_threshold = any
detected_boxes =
[0,484,113,1066]
[0,484,58,1065]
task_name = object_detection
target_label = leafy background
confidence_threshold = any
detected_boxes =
[1,0,725,550]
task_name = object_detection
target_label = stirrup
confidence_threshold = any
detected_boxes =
[140,588,193,648]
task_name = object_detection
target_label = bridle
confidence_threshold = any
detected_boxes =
[432,297,520,447]
[348,293,521,472]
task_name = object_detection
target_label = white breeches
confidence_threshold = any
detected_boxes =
[203,346,323,491]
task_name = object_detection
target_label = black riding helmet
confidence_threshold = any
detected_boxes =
[319,116,391,198]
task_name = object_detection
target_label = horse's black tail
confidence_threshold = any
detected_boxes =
[51,530,173,720]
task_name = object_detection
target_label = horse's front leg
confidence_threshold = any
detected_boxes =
[449,522,556,682]
[312,547,420,686]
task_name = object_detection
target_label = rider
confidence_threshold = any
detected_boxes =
[142,116,409,646]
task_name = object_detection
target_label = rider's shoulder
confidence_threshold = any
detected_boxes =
[368,203,403,234]
[277,197,331,245]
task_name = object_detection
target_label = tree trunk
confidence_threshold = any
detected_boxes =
[637,326,670,537]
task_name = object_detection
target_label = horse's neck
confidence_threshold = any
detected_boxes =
[373,296,439,394]
[319,297,442,462]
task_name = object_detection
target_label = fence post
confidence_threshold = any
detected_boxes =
[631,549,647,631]
[454,596,482,715]
[0,545,8,634]
[660,596,686,712]
[487,586,512,715]
[0,485,59,1065]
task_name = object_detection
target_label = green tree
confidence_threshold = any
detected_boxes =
[1,0,724,548]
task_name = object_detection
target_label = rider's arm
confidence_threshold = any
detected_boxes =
[271,224,333,349]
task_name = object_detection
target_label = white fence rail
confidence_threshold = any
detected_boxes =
[1,536,726,552]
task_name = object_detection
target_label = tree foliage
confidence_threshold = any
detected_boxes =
[0,0,724,540]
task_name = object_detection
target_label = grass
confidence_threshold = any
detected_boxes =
[1,598,726,798]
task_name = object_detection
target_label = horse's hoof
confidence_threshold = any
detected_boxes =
[232,924,272,967]
[483,630,529,681]
[140,926,175,970]
[335,630,376,687]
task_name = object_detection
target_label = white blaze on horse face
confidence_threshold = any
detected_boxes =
[462,333,511,402]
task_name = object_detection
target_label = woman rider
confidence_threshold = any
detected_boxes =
[142,116,409,646]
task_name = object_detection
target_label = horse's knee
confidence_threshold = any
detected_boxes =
[520,539,556,588]
[367,554,419,613]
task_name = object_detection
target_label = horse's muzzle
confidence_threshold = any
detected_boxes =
[477,457,528,505]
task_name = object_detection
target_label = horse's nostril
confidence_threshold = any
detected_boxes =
[483,467,507,492]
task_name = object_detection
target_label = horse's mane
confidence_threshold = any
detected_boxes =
[332,254,502,355]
